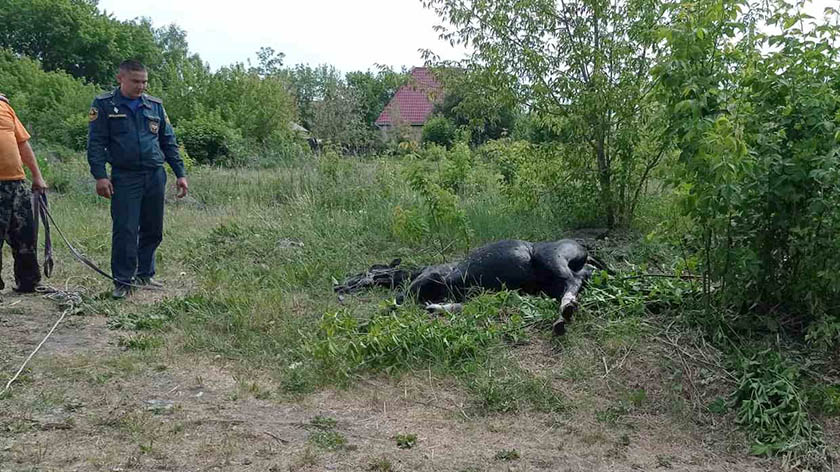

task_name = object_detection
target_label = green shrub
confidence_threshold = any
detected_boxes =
[0,49,99,150]
[731,351,824,459]
[302,292,556,378]
[478,138,600,226]
[655,0,840,333]
[176,111,240,165]
[421,116,457,148]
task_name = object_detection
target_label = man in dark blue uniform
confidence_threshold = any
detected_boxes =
[87,60,189,299]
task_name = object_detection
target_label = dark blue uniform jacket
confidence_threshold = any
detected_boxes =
[87,88,186,180]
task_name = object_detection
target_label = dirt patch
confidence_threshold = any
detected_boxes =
[2,292,772,472]
[0,293,115,365]
[1,364,773,472]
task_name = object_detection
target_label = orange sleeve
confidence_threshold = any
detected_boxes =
[7,104,31,143]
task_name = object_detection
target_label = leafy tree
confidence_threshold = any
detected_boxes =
[655,0,840,326]
[0,49,99,150]
[345,66,408,128]
[0,0,161,84]
[152,24,211,125]
[433,68,519,146]
[310,82,370,154]
[204,63,297,146]
[253,46,285,77]
[285,64,344,131]
[176,109,241,166]
[287,64,395,153]
[422,116,457,147]
[424,0,668,227]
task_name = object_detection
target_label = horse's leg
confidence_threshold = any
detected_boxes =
[535,258,582,336]
[559,276,583,321]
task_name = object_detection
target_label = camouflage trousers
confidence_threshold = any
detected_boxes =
[0,180,40,291]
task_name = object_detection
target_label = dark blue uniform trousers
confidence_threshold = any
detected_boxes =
[111,167,166,287]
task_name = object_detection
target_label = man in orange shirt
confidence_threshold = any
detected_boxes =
[0,93,47,293]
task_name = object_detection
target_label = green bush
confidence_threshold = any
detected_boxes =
[302,292,556,377]
[0,49,99,150]
[478,138,600,226]
[204,64,297,145]
[421,116,457,148]
[732,351,824,459]
[176,112,240,166]
[655,0,840,331]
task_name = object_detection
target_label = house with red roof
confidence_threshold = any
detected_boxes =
[375,67,443,141]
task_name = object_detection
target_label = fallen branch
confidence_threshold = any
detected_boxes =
[263,431,289,444]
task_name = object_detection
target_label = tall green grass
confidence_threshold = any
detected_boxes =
[33,149,838,460]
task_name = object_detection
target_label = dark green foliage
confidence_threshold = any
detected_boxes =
[302,291,566,413]
[204,63,297,146]
[478,139,600,227]
[176,111,240,166]
[345,66,409,128]
[286,64,344,131]
[433,67,519,146]
[708,397,727,415]
[0,0,301,162]
[0,49,99,150]
[808,385,840,418]
[654,0,840,336]
[152,24,212,125]
[424,0,667,227]
[286,64,406,154]
[396,150,473,252]
[732,351,824,459]
[421,116,457,148]
[303,291,553,375]
[0,0,162,84]
[511,113,566,144]
[310,82,372,155]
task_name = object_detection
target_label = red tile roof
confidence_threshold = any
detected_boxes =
[375,67,443,127]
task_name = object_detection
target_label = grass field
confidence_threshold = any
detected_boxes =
[1,152,836,471]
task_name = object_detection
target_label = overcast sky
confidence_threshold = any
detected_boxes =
[98,0,836,73]
[97,0,467,73]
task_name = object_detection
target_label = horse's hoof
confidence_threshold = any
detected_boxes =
[561,302,577,323]
[553,319,566,336]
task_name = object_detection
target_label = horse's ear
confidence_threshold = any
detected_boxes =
[389,258,402,268]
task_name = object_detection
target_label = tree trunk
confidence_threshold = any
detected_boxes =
[595,137,615,228]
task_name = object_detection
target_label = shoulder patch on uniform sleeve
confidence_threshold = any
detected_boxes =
[96,90,115,100]
[89,107,99,122]
[144,94,163,104]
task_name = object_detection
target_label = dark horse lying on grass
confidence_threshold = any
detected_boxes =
[334,239,603,335]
